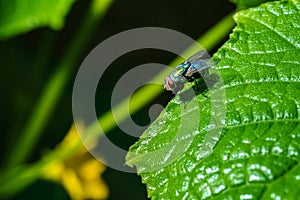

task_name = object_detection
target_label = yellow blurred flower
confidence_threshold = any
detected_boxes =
[42,125,109,200]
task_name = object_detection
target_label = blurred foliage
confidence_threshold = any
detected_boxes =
[0,0,76,39]
[0,0,113,199]
[6,0,113,169]
[42,125,109,200]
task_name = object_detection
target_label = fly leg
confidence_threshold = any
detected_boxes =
[194,80,207,98]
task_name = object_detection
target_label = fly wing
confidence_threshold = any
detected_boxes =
[186,50,211,63]
[185,60,211,77]
[203,74,220,88]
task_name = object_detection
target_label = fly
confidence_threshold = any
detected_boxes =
[164,50,217,97]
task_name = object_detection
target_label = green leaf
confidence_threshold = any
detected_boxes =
[0,0,77,39]
[126,0,300,199]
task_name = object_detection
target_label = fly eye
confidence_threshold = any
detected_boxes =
[164,77,175,91]
[167,78,175,89]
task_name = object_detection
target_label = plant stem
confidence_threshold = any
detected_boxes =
[5,0,114,169]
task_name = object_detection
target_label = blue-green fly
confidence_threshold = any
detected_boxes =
[164,50,216,96]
